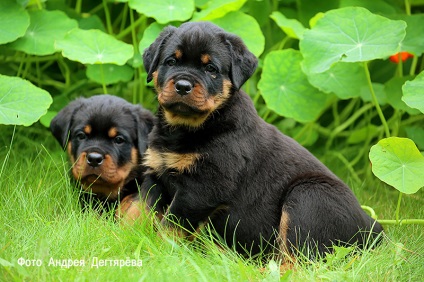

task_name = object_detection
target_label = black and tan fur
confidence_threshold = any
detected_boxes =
[50,94,154,217]
[140,22,383,257]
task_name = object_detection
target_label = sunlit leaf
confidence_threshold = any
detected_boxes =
[139,22,165,56]
[369,137,424,194]
[402,71,424,113]
[129,0,195,24]
[0,75,52,126]
[211,12,264,57]
[55,29,133,65]
[306,62,367,99]
[270,11,305,39]
[300,7,406,73]
[0,0,29,44]
[258,50,330,123]
[9,10,77,56]
[86,64,134,84]
[192,0,247,21]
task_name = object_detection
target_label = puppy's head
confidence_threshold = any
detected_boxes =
[50,94,154,200]
[143,22,257,128]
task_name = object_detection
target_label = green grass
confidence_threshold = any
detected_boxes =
[1,127,423,281]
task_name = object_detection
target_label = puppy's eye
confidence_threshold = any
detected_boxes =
[205,64,217,73]
[114,135,126,145]
[166,58,177,66]
[76,132,86,140]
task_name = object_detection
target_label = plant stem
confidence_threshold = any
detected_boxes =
[409,55,418,75]
[395,192,403,224]
[116,16,146,39]
[102,0,113,34]
[75,0,82,14]
[100,64,108,94]
[378,219,424,225]
[363,62,391,138]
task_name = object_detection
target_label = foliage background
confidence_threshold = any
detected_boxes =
[1,0,424,280]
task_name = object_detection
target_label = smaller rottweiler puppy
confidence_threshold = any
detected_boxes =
[141,22,383,258]
[50,94,154,218]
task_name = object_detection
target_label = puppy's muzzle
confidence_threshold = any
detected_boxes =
[87,152,104,168]
[174,79,193,96]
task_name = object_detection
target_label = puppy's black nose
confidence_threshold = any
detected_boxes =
[175,80,193,95]
[87,152,104,167]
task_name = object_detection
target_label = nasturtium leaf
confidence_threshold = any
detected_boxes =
[139,22,165,57]
[0,75,52,126]
[270,11,305,39]
[9,10,77,56]
[369,137,424,194]
[211,12,264,57]
[55,29,134,65]
[300,7,406,74]
[306,62,367,99]
[402,71,424,114]
[258,50,331,123]
[192,0,247,21]
[392,14,424,56]
[404,126,424,151]
[39,111,57,128]
[0,0,29,44]
[129,0,194,24]
[86,64,134,85]
[78,15,106,32]
[385,76,420,115]
[340,0,398,15]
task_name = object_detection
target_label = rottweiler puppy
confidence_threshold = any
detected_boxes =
[141,22,383,257]
[50,94,154,218]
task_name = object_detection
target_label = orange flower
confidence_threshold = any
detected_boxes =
[389,52,413,63]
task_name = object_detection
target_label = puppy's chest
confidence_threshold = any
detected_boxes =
[143,147,202,175]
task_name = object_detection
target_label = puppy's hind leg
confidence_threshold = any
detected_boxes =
[278,175,383,259]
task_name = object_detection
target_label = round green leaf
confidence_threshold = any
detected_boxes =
[129,0,194,24]
[258,50,330,123]
[0,75,52,126]
[139,22,165,56]
[369,137,424,194]
[211,12,264,57]
[270,11,305,40]
[55,29,134,65]
[192,0,247,21]
[0,0,29,44]
[9,10,77,56]
[86,64,134,85]
[306,62,367,99]
[392,14,424,56]
[402,71,424,114]
[300,7,406,74]
[385,76,420,115]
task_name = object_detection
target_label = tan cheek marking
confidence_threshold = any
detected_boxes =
[83,125,91,135]
[201,54,211,64]
[108,127,118,138]
[152,71,160,91]
[175,49,183,59]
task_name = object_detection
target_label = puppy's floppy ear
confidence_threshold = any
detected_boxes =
[143,26,177,83]
[50,99,84,149]
[223,33,258,90]
[131,106,155,154]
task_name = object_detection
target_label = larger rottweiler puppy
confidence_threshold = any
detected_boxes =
[50,94,154,218]
[141,22,383,257]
